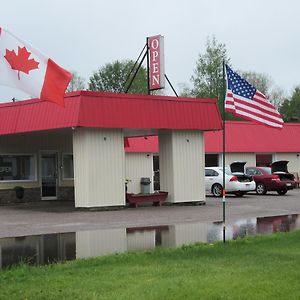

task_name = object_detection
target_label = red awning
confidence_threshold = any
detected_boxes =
[0,91,222,135]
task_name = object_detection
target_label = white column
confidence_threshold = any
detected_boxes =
[159,130,205,203]
[73,128,125,208]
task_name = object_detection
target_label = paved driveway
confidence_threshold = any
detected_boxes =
[0,189,300,238]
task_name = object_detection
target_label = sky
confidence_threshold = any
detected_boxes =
[1,0,299,102]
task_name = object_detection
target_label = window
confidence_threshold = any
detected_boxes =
[256,154,272,167]
[0,155,36,181]
[205,154,219,167]
[62,154,74,179]
[205,169,219,177]
[153,155,160,191]
[246,168,262,176]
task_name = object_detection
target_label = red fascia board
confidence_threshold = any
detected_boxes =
[77,92,222,130]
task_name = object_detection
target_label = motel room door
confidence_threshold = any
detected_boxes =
[41,152,58,200]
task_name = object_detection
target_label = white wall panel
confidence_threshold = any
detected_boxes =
[159,130,205,203]
[273,153,300,174]
[125,153,153,194]
[73,128,125,207]
[224,153,256,167]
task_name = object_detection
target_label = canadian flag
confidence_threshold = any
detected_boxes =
[0,27,72,106]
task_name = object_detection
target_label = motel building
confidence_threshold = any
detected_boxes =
[0,91,222,207]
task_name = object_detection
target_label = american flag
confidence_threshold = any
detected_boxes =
[225,65,283,128]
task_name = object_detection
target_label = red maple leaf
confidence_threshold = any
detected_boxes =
[4,46,39,80]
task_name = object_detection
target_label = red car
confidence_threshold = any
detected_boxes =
[246,161,297,195]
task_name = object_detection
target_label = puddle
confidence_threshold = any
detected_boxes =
[0,214,299,269]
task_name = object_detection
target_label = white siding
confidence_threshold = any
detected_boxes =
[73,128,125,207]
[274,153,300,174]
[125,153,153,194]
[223,153,256,167]
[159,130,205,203]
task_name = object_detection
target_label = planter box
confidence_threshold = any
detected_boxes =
[126,191,168,208]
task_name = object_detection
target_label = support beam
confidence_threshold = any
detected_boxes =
[73,128,125,208]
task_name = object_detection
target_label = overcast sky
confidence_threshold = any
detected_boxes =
[1,0,299,102]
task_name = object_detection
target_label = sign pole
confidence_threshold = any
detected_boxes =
[146,37,150,95]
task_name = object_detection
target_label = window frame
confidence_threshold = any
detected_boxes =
[0,153,38,183]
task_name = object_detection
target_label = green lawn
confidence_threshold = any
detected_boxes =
[1,231,300,300]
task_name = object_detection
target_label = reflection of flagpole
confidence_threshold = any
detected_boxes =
[222,61,226,243]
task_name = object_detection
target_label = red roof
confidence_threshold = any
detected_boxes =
[0,91,222,135]
[125,121,300,153]
[205,121,300,153]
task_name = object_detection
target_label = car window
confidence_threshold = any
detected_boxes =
[205,169,219,176]
[247,168,261,175]
[246,168,255,175]
[260,167,271,174]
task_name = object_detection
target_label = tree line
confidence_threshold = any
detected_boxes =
[68,36,299,122]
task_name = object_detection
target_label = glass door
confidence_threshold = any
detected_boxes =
[41,153,58,200]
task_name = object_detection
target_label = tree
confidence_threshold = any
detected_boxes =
[190,36,230,115]
[238,71,285,109]
[239,71,271,95]
[280,86,300,122]
[66,71,85,92]
[88,60,148,94]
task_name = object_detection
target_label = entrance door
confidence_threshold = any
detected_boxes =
[41,153,58,200]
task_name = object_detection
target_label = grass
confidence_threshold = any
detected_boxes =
[0,231,300,299]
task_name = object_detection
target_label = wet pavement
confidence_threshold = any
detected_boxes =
[1,213,299,269]
[1,189,300,239]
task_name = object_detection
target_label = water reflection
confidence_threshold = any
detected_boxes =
[0,214,299,269]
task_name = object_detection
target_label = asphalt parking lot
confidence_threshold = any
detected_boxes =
[0,189,300,238]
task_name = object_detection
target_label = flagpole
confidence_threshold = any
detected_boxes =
[222,61,226,243]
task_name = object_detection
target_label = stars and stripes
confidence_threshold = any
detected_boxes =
[225,64,283,128]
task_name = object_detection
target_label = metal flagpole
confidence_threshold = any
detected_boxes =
[222,61,226,243]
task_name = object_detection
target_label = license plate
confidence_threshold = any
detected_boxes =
[286,183,291,186]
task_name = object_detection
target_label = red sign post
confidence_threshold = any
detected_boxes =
[148,35,165,91]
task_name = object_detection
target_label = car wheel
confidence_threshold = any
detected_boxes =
[212,184,223,197]
[234,192,245,197]
[256,183,267,195]
[277,189,287,195]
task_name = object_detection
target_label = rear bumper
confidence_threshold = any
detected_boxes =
[226,181,256,192]
[267,180,296,191]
